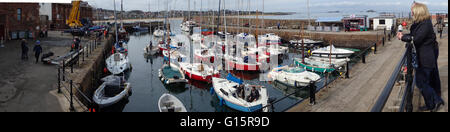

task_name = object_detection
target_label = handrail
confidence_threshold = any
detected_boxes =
[371,42,414,112]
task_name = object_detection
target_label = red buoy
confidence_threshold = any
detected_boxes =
[104,68,108,73]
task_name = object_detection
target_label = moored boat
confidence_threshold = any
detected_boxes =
[224,54,262,71]
[311,45,355,58]
[268,66,321,87]
[212,74,268,112]
[158,63,188,85]
[258,33,281,46]
[106,53,131,75]
[158,93,187,112]
[93,80,131,108]
[179,62,220,83]
[294,57,349,73]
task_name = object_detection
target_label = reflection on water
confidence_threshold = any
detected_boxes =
[100,19,336,112]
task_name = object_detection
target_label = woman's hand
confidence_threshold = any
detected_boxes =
[397,32,403,40]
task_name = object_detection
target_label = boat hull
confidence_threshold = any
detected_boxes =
[216,94,263,112]
[184,70,220,83]
[294,59,335,73]
[226,59,260,71]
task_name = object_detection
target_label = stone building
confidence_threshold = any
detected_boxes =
[0,3,40,40]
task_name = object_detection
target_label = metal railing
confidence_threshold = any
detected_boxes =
[371,42,415,112]
[278,34,395,112]
[56,37,101,112]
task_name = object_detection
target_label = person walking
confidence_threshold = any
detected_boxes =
[21,39,29,60]
[397,2,444,112]
[0,37,4,48]
[33,40,42,63]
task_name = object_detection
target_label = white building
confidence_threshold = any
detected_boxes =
[372,16,396,31]
[39,3,52,21]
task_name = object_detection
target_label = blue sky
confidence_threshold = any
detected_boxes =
[86,0,448,13]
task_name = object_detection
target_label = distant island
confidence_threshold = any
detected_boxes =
[327,11,340,13]
[366,10,376,13]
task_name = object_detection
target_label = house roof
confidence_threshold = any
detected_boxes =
[316,17,343,23]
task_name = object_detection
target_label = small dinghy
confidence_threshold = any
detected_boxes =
[158,93,187,112]
[106,53,131,75]
[268,66,321,87]
[159,63,188,85]
[312,45,355,58]
[144,42,159,56]
[179,62,220,83]
[153,27,166,37]
[294,57,349,73]
[212,74,268,112]
[93,77,131,108]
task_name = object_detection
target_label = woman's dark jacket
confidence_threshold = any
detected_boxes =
[401,19,438,68]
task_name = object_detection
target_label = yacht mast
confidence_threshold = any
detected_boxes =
[113,0,118,45]
[307,0,311,27]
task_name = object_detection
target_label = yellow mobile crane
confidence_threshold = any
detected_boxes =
[66,0,83,28]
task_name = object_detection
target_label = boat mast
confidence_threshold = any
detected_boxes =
[216,0,222,33]
[307,0,311,27]
[262,0,264,29]
[247,0,250,34]
[188,0,191,21]
[167,0,171,66]
[329,40,332,66]
[113,0,119,46]
[301,24,305,63]
[121,0,123,29]
[255,1,259,48]
[237,0,240,34]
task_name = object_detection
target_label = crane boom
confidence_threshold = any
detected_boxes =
[66,0,83,28]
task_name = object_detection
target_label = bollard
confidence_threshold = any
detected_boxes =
[69,80,75,111]
[71,63,74,73]
[58,67,61,93]
[382,37,385,46]
[62,60,66,81]
[309,81,316,105]
[82,50,85,62]
[90,41,92,54]
[362,52,366,64]
[374,43,377,54]
[345,61,350,79]
[86,46,89,58]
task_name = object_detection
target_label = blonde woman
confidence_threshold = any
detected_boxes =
[397,2,444,112]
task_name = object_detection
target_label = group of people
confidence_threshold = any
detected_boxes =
[236,84,260,103]
[21,39,42,64]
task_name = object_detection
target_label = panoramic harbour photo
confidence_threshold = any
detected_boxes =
[0,0,447,114]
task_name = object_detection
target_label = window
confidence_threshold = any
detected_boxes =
[379,19,386,25]
[17,8,21,21]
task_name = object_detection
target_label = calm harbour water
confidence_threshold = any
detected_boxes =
[108,20,336,112]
